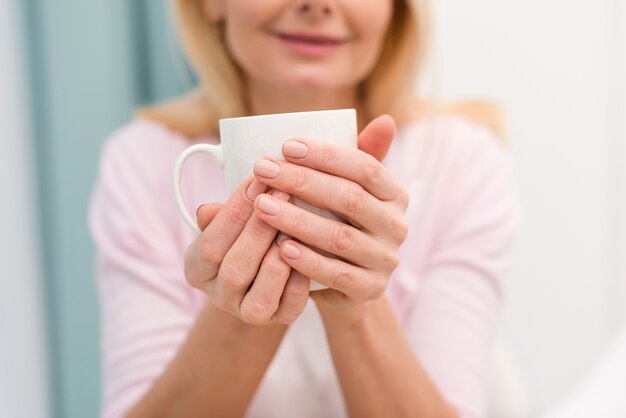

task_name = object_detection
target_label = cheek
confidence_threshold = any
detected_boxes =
[226,31,278,88]
[223,1,277,73]
[345,2,393,79]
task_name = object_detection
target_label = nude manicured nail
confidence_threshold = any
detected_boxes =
[254,159,280,178]
[257,195,280,215]
[283,243,301,259]
[283,141,309,158]
[246,180,267,200]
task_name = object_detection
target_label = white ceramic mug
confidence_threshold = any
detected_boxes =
[173,108,357,291]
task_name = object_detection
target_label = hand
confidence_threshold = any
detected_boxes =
[185,178,310,325]
[251,116,409,312]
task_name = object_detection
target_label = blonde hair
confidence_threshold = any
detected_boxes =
[138,0,433,138]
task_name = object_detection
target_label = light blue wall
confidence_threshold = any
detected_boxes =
[20,1,192,416]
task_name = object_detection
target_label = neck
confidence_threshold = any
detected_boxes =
[246,79,368,131]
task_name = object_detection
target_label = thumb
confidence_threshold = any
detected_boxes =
[357,115,396,162]
[196,203,223,231]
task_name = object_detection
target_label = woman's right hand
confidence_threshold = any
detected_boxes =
[184,177,311,325]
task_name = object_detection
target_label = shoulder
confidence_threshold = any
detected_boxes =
[100,118,191,166]
[398,115,505,156]
[390,115,510,182]
[96,118,211,188]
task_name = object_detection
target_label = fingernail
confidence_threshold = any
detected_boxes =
[196,204,207,218]
[254,159,280,178]
[271,189,290,201]
[246,180,267,201]
[257,195,280,215]
[276,232,292,246]
[283,243,301,259]
[283,140,309,158]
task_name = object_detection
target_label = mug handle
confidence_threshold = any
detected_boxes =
[174,143,224,234]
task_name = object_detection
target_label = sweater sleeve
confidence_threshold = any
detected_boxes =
[403,121,521,418]
[89,122,200,418]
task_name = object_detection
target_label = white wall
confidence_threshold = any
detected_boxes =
[0,1,51,417]
[611,0,626,322]
[434,0,625,412]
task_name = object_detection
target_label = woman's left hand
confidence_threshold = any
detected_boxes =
[252,116,409,313]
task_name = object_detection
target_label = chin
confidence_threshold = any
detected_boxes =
[278,67,350,93]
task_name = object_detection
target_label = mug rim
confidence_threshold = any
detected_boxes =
[219,108,356,125]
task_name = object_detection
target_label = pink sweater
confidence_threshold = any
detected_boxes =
[89,116,520,418]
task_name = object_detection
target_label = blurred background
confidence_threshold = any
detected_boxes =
[1,0,624,417]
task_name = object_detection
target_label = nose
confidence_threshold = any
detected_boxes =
[296,0,334,18]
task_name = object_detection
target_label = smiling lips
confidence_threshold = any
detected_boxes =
[272,31,348,57]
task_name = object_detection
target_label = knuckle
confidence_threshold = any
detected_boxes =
[330,224,355,254]
[240,299,275,324]
[392,217,409,243]
[218,266,247,291]
[291,166,312,193]
[286,205,306,232]
[361,154,384,187]
[225,203,251,226]
[263,258,288,279]
[381,249,400,270]
[273,277,308,324]
[186,241,219,288]
[343,183,367,214]
[197,241,222,270]
[304,254,322,277]
[248,216,274,239]
[320,142,339,168]
[396,189,410,210]
[332,267,355,289]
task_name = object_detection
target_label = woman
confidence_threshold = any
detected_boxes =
[89,0,520,417]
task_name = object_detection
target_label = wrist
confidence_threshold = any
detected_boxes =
[314,296,382,328]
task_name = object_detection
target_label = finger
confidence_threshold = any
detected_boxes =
[196,203,222,231]
[254,157,406,234]
[279,240,381,303]
[254,195,397,269]
[239,243,291,324]
[276,138,406,204]
[357,115,396,162]
[272,270,311,325]
[185,178,266,290]
[215,190,291,313]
